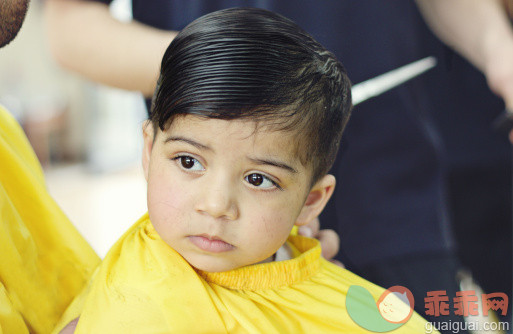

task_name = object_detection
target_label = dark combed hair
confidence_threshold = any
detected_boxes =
[151,7,352,184]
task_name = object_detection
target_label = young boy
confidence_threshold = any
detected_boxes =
[55,8,432,333]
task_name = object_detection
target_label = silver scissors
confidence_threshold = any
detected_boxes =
[351,56,437,106]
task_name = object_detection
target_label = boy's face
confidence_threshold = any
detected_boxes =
[142,115,335,272]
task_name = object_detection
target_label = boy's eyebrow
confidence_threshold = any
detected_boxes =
[164,136,296,173]
[164,136,212,151]
[248,157,298,174]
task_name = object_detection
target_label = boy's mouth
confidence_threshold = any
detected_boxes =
[188,234,234,253]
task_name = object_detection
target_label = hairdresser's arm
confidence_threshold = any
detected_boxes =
[416,0,513,112]
[44,0,176,97]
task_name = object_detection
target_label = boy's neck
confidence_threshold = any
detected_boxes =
[274,243,293,262]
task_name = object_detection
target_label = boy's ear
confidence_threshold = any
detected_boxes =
[142,121,154,182]
[295,174,336,227]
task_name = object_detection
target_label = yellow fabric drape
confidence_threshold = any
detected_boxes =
[59,214,433,333]
[0,104,436,333]
[0,106,100,334]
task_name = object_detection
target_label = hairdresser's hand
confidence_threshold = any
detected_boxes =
[479,0,513,143]
[298,218,344,268]
[416,0,513,142]
[488,51,513,143]
[492,66,513,143]
[484,31,513,143]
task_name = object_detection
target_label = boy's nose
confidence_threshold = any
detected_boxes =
[195,178,239,221]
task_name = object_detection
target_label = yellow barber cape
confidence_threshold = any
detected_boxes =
[58,214,433,333]
[0,106,100,333]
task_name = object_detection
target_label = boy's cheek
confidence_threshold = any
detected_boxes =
[254,211,295,238]
[147,179,189,226]
[246,214,294,257]
[148,194,185,243]
[148,185,185,214]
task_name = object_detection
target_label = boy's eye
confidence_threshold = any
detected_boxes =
[175,156,205,171]
[245,173,277,189]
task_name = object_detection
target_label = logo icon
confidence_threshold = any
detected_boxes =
[346,285,415,332]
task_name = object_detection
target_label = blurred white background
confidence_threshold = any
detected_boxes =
[0,0,148,257]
